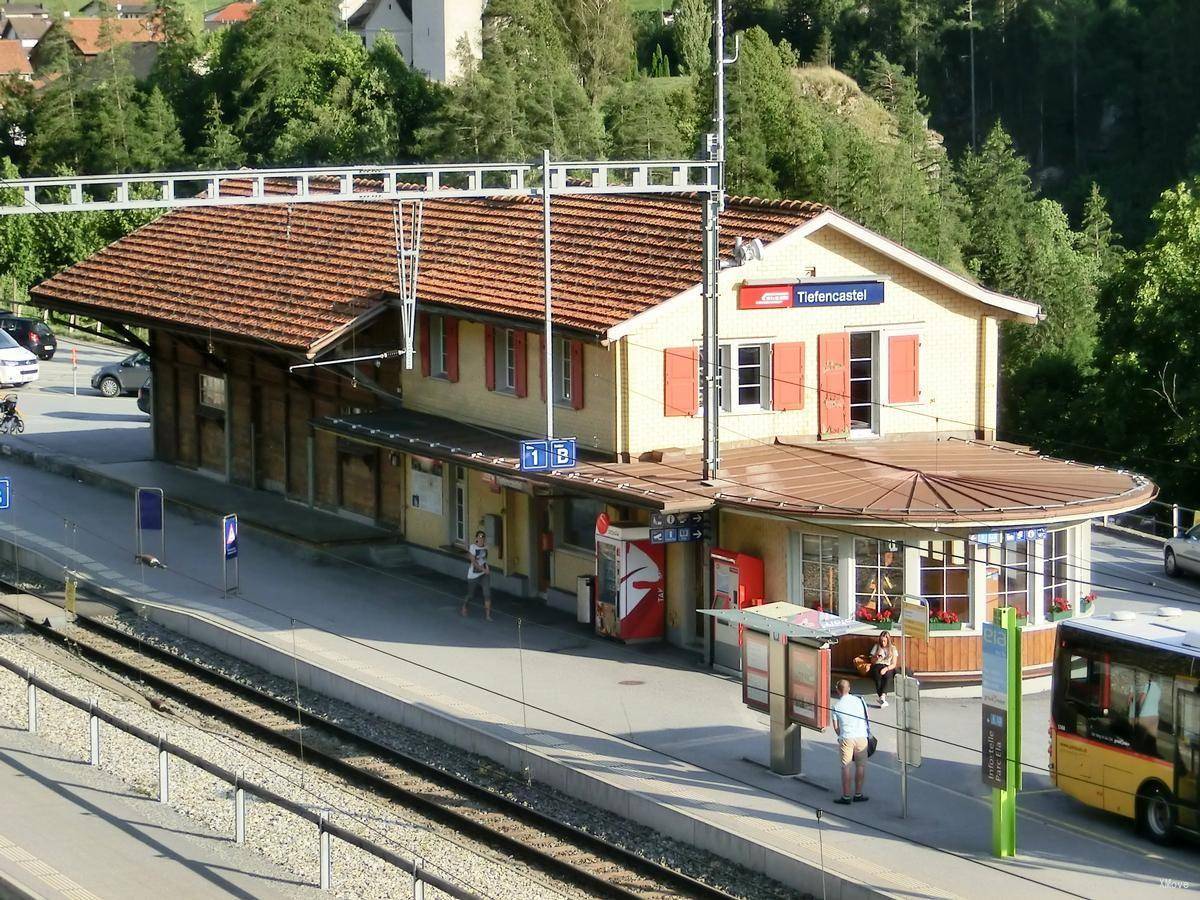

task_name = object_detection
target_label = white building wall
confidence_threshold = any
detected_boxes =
[412,0,482,82]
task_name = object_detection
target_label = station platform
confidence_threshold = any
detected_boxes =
[0,456,1194,900]
[0,720,320,900]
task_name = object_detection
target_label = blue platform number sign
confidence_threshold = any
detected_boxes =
[0,477,9,510]
[519,438,577,472]
[223,514,239,560]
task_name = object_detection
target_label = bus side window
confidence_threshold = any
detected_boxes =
[1065,654,1098,706]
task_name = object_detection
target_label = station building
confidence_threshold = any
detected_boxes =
[30,187,1155,681]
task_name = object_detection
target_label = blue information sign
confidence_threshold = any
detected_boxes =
[981,623,1008,712]
[519,438,577,472]
[223,514,239,560]
[793,280,884,307]
[137,487,163,531]
[0,477,9,510]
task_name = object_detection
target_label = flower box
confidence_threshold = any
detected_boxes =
[1016,616,1029,628]
[1048,608,1073,622]
[1081,599,1094,615]
[928,621,963,631]
[871,621,895,631]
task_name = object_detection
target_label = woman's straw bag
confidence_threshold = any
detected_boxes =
[854,655,871,677]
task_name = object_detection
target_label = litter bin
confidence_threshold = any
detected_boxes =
[576,574,595,625]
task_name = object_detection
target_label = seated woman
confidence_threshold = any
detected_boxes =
[868,630,899,707]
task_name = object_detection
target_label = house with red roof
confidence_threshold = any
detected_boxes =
[0,37,31,78]
[29,185,1154,679]
[203,0,256,31]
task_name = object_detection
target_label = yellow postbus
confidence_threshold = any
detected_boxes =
[1051,609,1199,842]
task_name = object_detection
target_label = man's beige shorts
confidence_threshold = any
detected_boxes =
[840,737,868,766]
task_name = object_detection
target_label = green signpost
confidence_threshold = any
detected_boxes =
[982,607,1021,857]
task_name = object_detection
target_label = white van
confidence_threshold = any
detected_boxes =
[0,328,39,387]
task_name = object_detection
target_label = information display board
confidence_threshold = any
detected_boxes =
[786,642,830,730]
[981,622,1010,789]
[742,629,770,712]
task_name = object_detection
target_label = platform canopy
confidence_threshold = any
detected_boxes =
[699,601,877,642]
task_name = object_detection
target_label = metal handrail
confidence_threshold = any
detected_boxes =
[0,655,481,899]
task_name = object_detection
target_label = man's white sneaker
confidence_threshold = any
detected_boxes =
[879,697,888,708]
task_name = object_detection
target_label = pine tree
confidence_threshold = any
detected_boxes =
[958,124,1035,292]
[27,17,85,174]
[604,77,696,159]
[133,87,186,171]
[1078,182,1124,281]
[194,97,246,168]
[87,6,142,173]
[672,0,710,77]
[149,0,200,136]
[223,0,339,160]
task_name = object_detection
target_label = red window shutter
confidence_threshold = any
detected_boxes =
[888,334,920,404]
[771,341,804,411]
[418,312,430,377]
[484,325,495,391]
[514,330,528,398]
[817,333,850,438]
[444,317,459,383]
[570,339,584,410]
[664,346,699,417]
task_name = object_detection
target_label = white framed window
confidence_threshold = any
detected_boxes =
[920,540,970,624]
[501,328,516,391]
[553,336,573,405]
[495,329,517,392]
[198,373,226,413]
[849,331,877,433]
[430,315,448,377]
[984,537,1032,619]
[800,534,839,612]
[854,538,903,618]
[701,341,770,413]
[452,465,467,545]
[1043,529,1070,614]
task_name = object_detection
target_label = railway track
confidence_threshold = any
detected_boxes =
[4,596,742,900]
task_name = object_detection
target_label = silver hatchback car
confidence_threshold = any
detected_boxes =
[1165,524,1200,577]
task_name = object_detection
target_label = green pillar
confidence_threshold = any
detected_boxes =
[991,605,1021,857]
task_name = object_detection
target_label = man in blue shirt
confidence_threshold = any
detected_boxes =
[831,678,869,804]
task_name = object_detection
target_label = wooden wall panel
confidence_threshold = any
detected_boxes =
[834,625,1056,682]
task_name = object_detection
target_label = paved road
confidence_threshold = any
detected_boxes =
[1092,529,1200,614]
[7,336,149,464]
[0,722,319,900]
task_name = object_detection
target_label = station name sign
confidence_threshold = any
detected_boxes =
[738,280,885,310]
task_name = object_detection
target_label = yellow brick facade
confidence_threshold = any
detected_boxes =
[399,321,617,455]
[619,224,1010,457]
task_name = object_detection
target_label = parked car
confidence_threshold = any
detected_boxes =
[91,350,150,397]
[0,328,38,387]
[1165,525,1200,577]
[137,378,151,414]
[0,315,57,360]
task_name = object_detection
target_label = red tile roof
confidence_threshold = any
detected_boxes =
[205,1,256,23]
[63,17,160,56]
[0,38,31,75]
[32,189,824,352]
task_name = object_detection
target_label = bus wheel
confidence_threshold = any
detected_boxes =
[1137,784,1176,843]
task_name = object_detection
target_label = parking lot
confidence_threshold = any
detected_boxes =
[3,333,150,464]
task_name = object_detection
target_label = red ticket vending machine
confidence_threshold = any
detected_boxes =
[594,519,666,642]
[710,548,765,671]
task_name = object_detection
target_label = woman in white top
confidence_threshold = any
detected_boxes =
[868,630,899,707]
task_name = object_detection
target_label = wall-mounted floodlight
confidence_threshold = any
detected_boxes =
[720,236,765,269]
